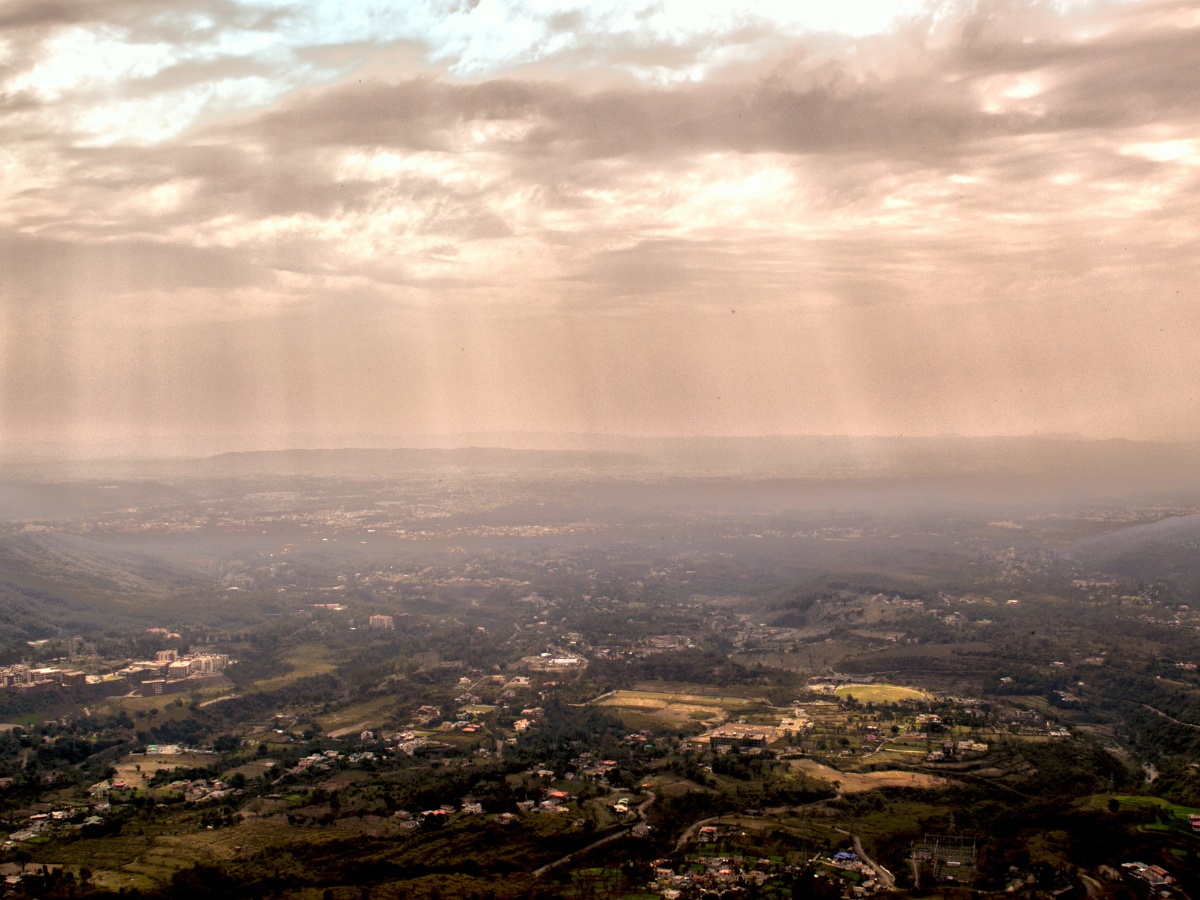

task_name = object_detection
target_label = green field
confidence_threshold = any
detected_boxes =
[316,696,400,736]
[250,646,340,692]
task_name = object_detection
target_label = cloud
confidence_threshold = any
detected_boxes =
[213,3,1198,169]
[2,0,1200,448]
[0,233,276,310]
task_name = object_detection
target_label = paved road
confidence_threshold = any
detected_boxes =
[1141,704,1200,730]
[674,815,723,853]
[534,827,630,877]
[673,799,831,854]
[534,792,655,878]
[671,799,899,890]
[199,694,239,708]
[836,828,895,889]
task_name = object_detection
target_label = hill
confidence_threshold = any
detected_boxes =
[1069,513,1200,591]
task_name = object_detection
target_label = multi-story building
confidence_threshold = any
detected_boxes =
[167,660,193,679]
[708,727,770,750]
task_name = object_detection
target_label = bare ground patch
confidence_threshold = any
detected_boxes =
[789,759,949,793]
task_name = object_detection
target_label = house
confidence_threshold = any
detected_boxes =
[1121,862,1174,888]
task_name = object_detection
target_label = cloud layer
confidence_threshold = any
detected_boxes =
[2,0,1199,453]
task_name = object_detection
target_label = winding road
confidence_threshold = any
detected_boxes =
[534,791,656,878]
[669,807,895,890]
[1140,704,1200,731]
[835,827,895,889]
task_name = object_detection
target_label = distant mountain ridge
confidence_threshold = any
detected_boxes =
[618,435,1200,481]
[2,435,1200,485]
[0,531,209,599]
[189,447,652,476]
[189,436,1200,483]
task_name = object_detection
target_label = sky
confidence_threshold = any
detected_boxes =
[1,0,1198,456]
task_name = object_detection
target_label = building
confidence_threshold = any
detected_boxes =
[167,660,193,679]
[708,727,770,750]
[369,615,395,630]
[189,654,228,674]
[155,650,178,663]
[1122,862,1175,889]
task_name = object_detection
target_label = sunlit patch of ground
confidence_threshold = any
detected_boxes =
[832,683,929,703]
[788,758,949,793]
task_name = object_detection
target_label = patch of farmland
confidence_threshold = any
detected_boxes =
[833,683,929,703]
[789,758,949,793]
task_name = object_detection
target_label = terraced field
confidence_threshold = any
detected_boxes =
[44,818,341,891]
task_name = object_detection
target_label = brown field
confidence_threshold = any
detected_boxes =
[595,689,749,726]
[601,689,752,707]
[221,758,279,780]
[115,752,216,789]
[789,759,949,793]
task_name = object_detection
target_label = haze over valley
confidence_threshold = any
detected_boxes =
[3,0,1200,896]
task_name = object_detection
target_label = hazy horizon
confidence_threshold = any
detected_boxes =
[3,0,1199,457]
[3,429,1200,462]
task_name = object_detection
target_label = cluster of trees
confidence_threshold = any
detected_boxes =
[590,648,803,692]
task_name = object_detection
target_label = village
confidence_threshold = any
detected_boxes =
[0,651,1131,900]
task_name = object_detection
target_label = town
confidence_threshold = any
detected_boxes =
[0,471,1199,898]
